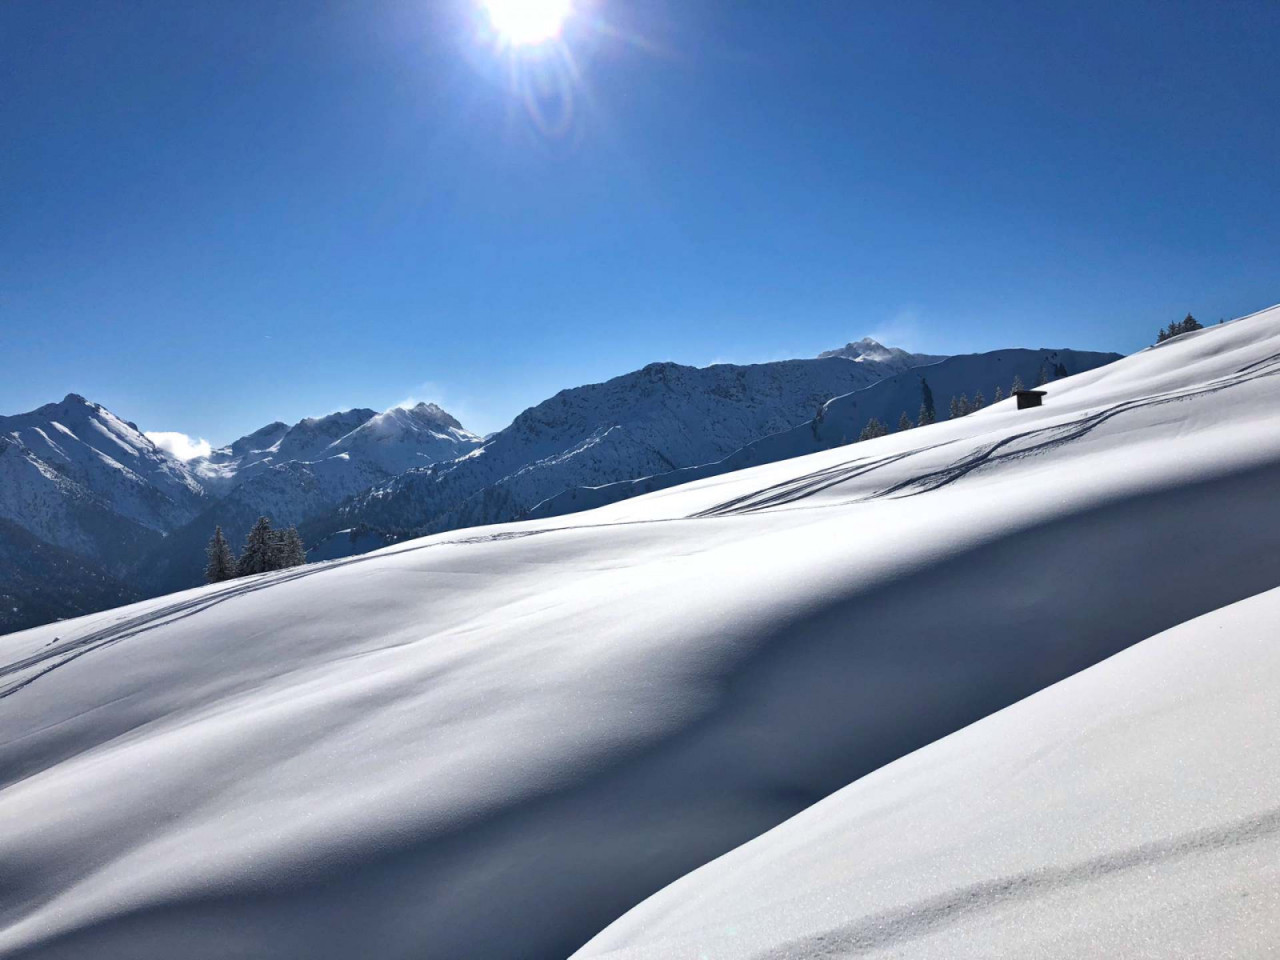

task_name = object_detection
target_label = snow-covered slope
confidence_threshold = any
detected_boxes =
[578,584,1280,959]
[1,307,1278,960]
[326,354,951,543]
[531,347,1118,520]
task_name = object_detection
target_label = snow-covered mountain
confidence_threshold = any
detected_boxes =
[140,403,483,595]
[530,347,1120,519]
[2,305,1276,958]
[817,335,946,370]
[320,353,947,545]
[193,403,479,490]
[0,394,205,566]
[190,403,479,494]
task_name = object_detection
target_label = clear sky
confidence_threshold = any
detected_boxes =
[4,0,1278,447]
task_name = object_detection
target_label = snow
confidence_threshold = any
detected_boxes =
[331,351,1040,543]
[529,347,1118,520]
[0,394,206,540]
[1,307,1279,959]
[576,583,1280,959]
[189,403,480,493]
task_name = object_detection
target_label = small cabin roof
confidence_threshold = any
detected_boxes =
[1013,389,1047,397]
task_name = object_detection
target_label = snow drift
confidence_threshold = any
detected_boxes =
[577,583,1280,959]
[2,306,1279,959]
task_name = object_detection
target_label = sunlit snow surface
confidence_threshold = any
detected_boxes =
[3,307,1280,959]
[579,584,1280,959]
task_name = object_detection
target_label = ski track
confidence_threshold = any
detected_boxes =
[0,532,544,700]
[750,804,1280,959]
[698,353,1280,518]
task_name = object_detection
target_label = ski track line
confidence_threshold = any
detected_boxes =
[699,355,1280,518]
[750,804,1280,959]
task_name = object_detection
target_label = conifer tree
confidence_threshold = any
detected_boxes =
[972,389,986,410]
[1036,365,1049,386]
[948,395,961,419]
[897,411,913,432]
[919,378,935,423]
[280,527,307,568]
[858,417,888,441]
[204,526,237,584]
[993,385,1005,403]
[1011,374,1025,395]
[1157,313,1203,343]
[237,516,276,576]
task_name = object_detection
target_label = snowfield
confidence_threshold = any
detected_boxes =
[2,306,1279,959]
[578,583,1280,959]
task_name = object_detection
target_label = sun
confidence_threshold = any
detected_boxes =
[481,0,573,46]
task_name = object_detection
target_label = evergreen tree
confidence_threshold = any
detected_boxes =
[1156,313,1204,343]
[237,516,277,576]
[1036,365,1049,386]
[972,389,986,410]
[1011,374,1025,395]
[993,385,1005,403]
[897,411,913,432]
[859,417,888,441]
[280,527,307,568]
[267,529,288,569]
[1055,362,1068,378]
[204,526,237,583]
[948,395,961,419]
[919,377,935,423]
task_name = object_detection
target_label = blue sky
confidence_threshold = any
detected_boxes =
[3,0,1278,445]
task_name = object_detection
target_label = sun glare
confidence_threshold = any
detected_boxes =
[481,0,573,46]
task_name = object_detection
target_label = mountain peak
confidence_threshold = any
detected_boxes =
[817,338,947,371]
[403,402,464,431]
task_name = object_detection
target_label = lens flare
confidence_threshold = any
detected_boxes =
[481,0,573,46]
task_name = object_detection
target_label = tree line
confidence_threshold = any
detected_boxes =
[1156,313,1203,343]
[205,516,307,584]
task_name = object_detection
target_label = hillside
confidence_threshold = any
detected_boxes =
[0,519,141,635]
[578,584,1280,958]
[1,305,1277,959]
[322,353,947,545]
[531,347,1119,519]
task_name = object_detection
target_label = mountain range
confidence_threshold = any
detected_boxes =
[0,337,1119,633]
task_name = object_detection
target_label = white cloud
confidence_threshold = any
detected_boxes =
[146,431,213,461]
